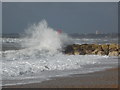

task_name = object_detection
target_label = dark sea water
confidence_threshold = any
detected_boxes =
[2,35,118,51]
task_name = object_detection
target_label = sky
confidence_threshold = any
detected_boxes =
[2,2,118,34]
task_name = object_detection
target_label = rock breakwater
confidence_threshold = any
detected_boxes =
[63,44,120,56]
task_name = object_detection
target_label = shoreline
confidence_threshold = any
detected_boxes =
[3,67,119,88]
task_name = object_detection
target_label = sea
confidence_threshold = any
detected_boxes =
[1,20,118,86]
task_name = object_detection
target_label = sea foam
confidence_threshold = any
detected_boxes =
[21,20,72,54]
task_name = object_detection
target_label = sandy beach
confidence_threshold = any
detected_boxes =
[3,67,119,88]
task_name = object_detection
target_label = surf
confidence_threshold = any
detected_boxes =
[21,20,72,54]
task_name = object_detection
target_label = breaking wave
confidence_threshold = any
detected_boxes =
[21,20,72,54]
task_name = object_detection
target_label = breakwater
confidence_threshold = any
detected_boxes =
[64,44,120,56]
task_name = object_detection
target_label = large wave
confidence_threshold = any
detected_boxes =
[21,20,72,54]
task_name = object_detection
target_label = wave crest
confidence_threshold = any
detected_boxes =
[21,20,72,54]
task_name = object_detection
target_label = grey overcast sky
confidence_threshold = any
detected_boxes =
[3,2,118,34]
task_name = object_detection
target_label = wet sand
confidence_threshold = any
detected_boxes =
[3,67,119,88]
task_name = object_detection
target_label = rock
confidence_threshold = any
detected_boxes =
[45,66,49,69]
[64,44,120,56]
[85,50,93,55]
[92,49,99,54]
[109,44,118,51]
[101,44,109,55]
[118,49,120,57]
[108,51,119,56]
[97,51,106,56]
[101,44,109,51]
[79,50,86,55]
[80,44,92,50]
[66,52,74,55]
[72,44,80,50]
[91,44,102,51]
[64,45,74,55]
[74,50,80,55]
[74,49,85,55]
[118,44,120,51]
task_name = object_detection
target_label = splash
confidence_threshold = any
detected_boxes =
[21,20,72,54]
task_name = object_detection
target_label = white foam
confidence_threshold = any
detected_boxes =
[2,48,118,86]
[2,38,22,43]
[2,48,117,77]
[21,20,72,54]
